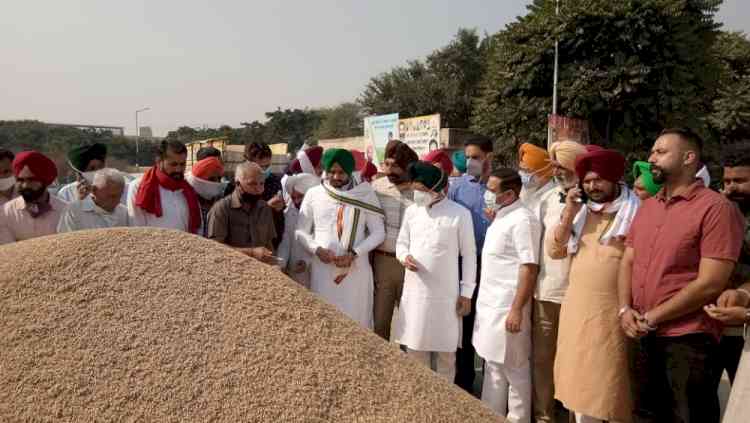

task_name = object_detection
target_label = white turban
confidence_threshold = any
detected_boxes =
[286,173,320,195]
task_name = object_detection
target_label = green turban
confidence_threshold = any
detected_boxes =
[68,143,107,171]
[408,160,447,192]
[452,150,467,174]
[322,148,355,176]
[632,161,662,196]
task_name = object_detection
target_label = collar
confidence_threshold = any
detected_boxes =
[81,196,96,212]
[656,179,704,202]
[495,199,523,220]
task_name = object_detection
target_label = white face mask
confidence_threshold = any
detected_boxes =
[518,170,534,188]
[0,176,15,191]
[466,158,484,178]
[413,190,435,208]
[187,174,225,200]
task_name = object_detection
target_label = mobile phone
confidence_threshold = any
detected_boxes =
[577,182,589,204]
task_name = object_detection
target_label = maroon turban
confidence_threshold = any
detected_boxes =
[289,159,302,174]
[574,149,626,183]
[385,140,418,170]
[422,149,454,176]
[305,146,323,167]
[13,151,58,186]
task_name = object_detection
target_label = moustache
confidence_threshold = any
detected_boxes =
[169,173,184,180]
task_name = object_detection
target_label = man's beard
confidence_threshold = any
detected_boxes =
[19,186,46,203]
[161,166,184,181]
[386,173,408,185]
[588,186,619,204]
[651,165,667,184]
[728,193,750,213]
[329,177,349,189]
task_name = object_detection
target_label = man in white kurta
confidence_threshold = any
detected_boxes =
[473,168,541,423]
[296,149,385,328]
[278,173,320,288]
[57,169,129,233]
[395,161,476,381]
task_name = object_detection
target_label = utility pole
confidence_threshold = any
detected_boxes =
[135,107,150,168]
[552,0,560,116]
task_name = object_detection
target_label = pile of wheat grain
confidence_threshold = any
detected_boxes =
[0,228,500,422]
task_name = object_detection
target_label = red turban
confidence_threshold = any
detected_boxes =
[585,144,604,153]
[288,159,302,174]
[422,150,453,176]
[305,146,323,167]
[13,151,58,186]
[361,161,378,182]
[574,149,626,183]
[191,157,224,180]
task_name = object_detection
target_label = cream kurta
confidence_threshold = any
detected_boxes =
[394,198,477,352]
[473,201,541,366]
[296,184,385,329]
[724,335,750,422]
[0,195,67,245]
[549,212,632,422]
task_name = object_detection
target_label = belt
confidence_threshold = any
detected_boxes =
[374,250,397,258]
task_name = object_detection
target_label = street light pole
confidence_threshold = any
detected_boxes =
[552,0,560,116]
[135,107,150,168]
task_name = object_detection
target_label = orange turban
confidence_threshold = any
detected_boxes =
[191,157,224,180]
[518,143,553,178]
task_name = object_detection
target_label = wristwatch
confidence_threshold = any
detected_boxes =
[617,306,631,319]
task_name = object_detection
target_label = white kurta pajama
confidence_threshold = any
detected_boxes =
[296,181,385,329]
[472,201,541,423]
[394,198,477,380]
[278,202,313,288]
[127,178,190,231]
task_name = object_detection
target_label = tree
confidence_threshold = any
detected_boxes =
[359,28,489,128]
[706,31,750,144]
[471,0,724,160]
[262,108,323,152]
[313,102,364,140]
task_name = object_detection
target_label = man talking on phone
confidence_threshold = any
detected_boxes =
[58,143,108,203]
[547,148,640,423]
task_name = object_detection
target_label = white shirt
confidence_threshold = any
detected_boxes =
[127,177,190,231]
[535,185,572,303]
[57,196,129,233]
[520,179,556,221]
[278,201,313,287]
[394,197,477,352]
[473,200,541,365]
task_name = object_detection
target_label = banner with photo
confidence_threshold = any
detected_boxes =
[364,113,400,167]
[547,114,590,148]
[399,114,442,158]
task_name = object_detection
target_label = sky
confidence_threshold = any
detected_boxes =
[1,0,748,137]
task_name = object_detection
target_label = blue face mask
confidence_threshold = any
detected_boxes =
[262,167,272,180]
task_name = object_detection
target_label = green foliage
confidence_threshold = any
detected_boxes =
[359,28,489,128]
[472,0,730,159]
[313,102,364,140]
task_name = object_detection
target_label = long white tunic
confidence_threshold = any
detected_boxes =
[394,198,477,352]
[278,202,313,288]
[295,184,385,328]
[473,201,541,366]
[127,178,190,231]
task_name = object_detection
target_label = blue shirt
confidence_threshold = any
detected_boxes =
[448,174,490,252]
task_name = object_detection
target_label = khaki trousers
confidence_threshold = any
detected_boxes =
[532,300,562,423]
[372,252,405,341]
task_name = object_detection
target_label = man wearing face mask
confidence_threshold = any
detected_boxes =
[394,161,476,380]
[549,148,639,423]
[58,143,108,203]
[207,162,277,264]
[530,140,587,423]
[518,142,555,220]
[371,140,419,340]
[0,151,66,244]
[0,150,18,207]
[243,142,285,248]
[448,136,494,392]
[58,168,129,233]
[278,173,320,288]
[127,140,201,233]
[186,157,226,237]
[472,168,540,422]
[296,148,385,329]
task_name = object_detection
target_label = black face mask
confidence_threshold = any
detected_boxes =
[19,186,46,203]
[241,193,261,205]
[728,194,750,213]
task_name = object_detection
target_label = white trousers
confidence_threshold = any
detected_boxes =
[481,359,531,423]
[575,413,603,423]
[407,348,456,381]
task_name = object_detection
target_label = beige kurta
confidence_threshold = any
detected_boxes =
[724,336,750,422]
[548,212,632,422]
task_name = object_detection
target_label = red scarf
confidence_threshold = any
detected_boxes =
[134,167,201,234]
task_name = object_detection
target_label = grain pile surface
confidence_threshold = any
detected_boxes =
[0,228,501,422]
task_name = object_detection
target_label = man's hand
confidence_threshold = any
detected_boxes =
[717,289,750,308]
[704,304,747,325]
[505,308,523,333]
[620,308,648,339]
[484,208,497,221]
[333,253,355,268]
[402,255,419,272]
[456,297,472,317]
[564,186,585,215]
[267,194,285,212]
[293,260,307,274]
[315,247,335,264]
[245,247,277,265]
[77,179,92,200]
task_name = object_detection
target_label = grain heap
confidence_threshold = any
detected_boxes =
[0,228,500,422]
